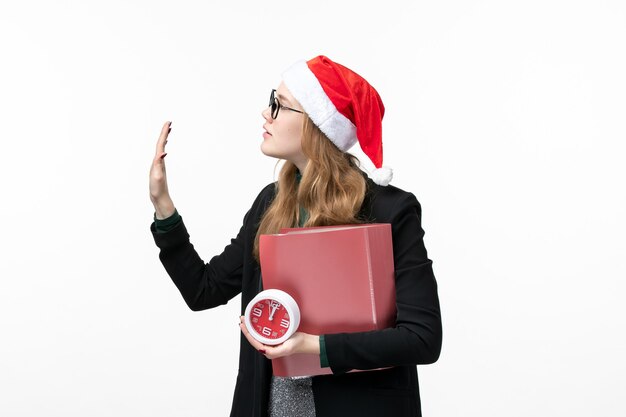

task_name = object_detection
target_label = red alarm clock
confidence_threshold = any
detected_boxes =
[244,289,301,345]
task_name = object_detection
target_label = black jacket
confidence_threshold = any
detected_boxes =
[150,174,442,417]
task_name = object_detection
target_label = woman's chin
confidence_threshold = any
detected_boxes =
[260,144,277,159]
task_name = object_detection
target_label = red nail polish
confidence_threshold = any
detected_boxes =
[258,349,266,354]
[160,153,167,159]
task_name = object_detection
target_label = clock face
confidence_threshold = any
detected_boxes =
[248,298,291,340]
[244,288,300,345]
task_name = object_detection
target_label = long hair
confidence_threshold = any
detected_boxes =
[252,115,368,263]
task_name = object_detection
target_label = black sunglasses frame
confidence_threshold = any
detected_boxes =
[269,89,304,119]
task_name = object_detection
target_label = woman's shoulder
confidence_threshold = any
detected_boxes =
[257,181,277,197]
[245,181,278,213]
[251,181,277,204]
[365,176,420,206]
[363,175,422,222]
[250,174,422,217]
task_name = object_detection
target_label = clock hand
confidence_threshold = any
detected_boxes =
[268,301,280,321]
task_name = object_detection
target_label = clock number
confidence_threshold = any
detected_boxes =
[280,318,289,328]
[262,327,272,336]
[252,307,262,317]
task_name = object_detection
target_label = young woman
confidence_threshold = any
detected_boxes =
[149,55,442,417]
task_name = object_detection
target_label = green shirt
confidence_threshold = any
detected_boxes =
[153,170,329,368]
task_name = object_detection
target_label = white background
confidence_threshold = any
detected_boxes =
[1,1,624,416]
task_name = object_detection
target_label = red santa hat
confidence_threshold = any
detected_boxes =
[281,55,393,186]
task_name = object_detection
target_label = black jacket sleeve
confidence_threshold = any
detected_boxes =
[150,193,264,311]
[150,214,249,311]
[323,192,443,374]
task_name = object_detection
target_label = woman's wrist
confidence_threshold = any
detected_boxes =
[302,334,321,355]
[153,197,176,220]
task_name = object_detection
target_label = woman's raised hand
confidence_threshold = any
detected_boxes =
[149,121,176,219]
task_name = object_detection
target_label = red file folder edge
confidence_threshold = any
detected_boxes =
[259,223,396,377]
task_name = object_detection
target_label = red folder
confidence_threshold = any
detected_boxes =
[259,223,396,377]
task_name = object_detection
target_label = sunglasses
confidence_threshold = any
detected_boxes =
[269,89,304,119]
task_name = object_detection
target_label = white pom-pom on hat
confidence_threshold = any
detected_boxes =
[369,166,393,186]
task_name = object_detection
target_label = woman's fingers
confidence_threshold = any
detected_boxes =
[149,122,172,203]
[155,121,172,158]
[239,316,268,352]
[238,316,299,359]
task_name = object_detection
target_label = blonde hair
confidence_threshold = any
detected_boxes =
[252,115,368,263]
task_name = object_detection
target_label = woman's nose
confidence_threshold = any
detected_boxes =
[261,106,272,121]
